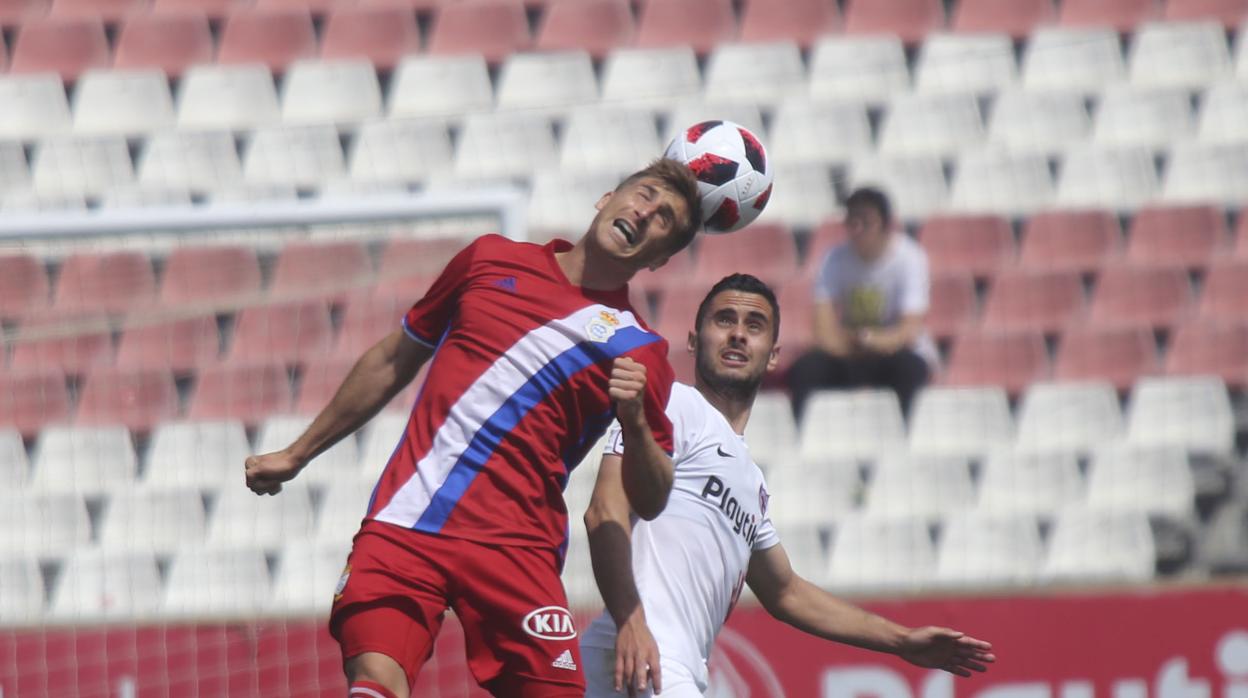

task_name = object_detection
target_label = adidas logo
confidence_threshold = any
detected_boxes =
[551,649,577,671]
[493,276,518,292]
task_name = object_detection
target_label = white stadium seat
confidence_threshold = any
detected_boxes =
[1092,86,1194,149]
[1196,81,1248,145]
[101,185,193,208]
[0,428,29,491]
[314,474,377,544]
[453,112,558,180]
[528,170,624,238]
[809,35,910,105]
[769,97,873,167]
[933,511,1043,587]
[0,189,87,211]
[987,90,1091,155]
[1129,20,1232,90]
[757,161,840,229]
[0,141,31,195]
[0,74,72,139]
[704,41,806,105]
[916,33,1017,96]
[242,124,346,188]
[1041,507,1155,583]
[798,389,906,461]
[31,136,134,196]
[1238,23,1248,79]
[1162,143,1248,206]
[390,55,493,118]
[50,548,163,621]
[769,523,828,585]
[865,455,976,520]
[742,391,800,471]
[1087,445,1196,519]
[560,526,599,608]
[879,93,985,157]
[497,51,598,113]
[601,47,700,109]
[348,119,453,186]
[663,102,766,145]
[1022,27,1125,94]
[163,547,272,618]
[560,107,660,175]
[950,149,1055,216]
[0,556,44,623]
[271,539,351,613]
[1016,382,1124,455]
[849,155,950,220]
[176,64,281,130]
[256,415,361,487]
[206,480,316,549]
[0,492,91,557]
[1125,376,1236,456]
[977,450,1084,518]
[360,413,409,480]
[71,69,175,136]
[281,59,382,124]
[1056,146,1159,211]
[138,130,243,192]
[764,460,860,528]
[909,387,1014,459]
[207,182,299,204]
[31,426,137,496]
[826,514,935,592]
[98,488,207,554]
[144,420,252,491]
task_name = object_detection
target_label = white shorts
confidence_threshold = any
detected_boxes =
[581,645,706,698]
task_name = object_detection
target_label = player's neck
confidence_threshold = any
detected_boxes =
[695,380,754,435]
[554,243,631,291]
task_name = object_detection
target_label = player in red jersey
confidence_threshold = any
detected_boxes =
[243,159,703,698]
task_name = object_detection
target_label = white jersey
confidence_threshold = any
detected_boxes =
[580,383,780,684]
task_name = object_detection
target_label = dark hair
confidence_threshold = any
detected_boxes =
[845,186,893,227]
[694,273,781,341]
[618,158,704,255]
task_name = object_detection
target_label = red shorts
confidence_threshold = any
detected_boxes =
[329,519,584,696]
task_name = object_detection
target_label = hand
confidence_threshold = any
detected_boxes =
[855,328,889,355]
[898,626,995,677]
[615,615,662,696]
[609,357,648,427]
[244,450,305,496]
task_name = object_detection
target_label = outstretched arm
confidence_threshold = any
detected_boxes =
[245,329,432,495]
[610,357,674,520]
[746,544,995,676]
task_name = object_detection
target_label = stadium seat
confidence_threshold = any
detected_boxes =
[272,539,351,612]
[1041,507,1156,582]
[207,478,315,547]
[176,64,282,130]
[76,367,180,432]
[320,6,420,70]
[163,547,271,617]
[764,461,860,528]
[528,170,623,239]
[496,51,598,114]
[349,119,453,186]
[1022,27,1125,94]
[774,281,814,369]
[257,414,362,486]
[150,0,240,17]
[0,141,30,197]
[739,0,839,47]
[229,300,334,365]
[30,425,138,496]
[98,487,206,553]
[270,240,373,301]
[49,0,146,21]
[865,454,975,520]
[924,273,976,340]
[1015,381,1124,454]
[600,47,700,109]
[1125,375,1235,455]
[848,155,948,221]
[9,16,110,81]
[879,93,984,157]
[334,294,405,358]
[704,41,806,105]
[663,102,766,145]
[741,391,799,471]
[1161,142,1248,206]
[952,0,1056,37]
[313,474,376,543]
[769,523,829,584]
[949,150,1056,216]
[942,330,1050,395]
[99,184,193,208]
[1054,326,1159,389]
[826,514,935,592]
[769,98,872,167]
[375,237,466,297]
[536,0,633,58]
[630,241,696,297]
[909,386,1013,458]
[9,315,113,374]
[694,224,798,287]
[1056,146,1160,211]
[977,450,1084,517]
[71,69,175,136]
[798,389,906,461]
[242,124,346,188]
[981,270,1085,334]
[1165,0,1248,27]
[1199,501,1248,573]
[1092,86,1194,150]
[1087,444,1196,519]
[53,250,155,314]
[917,214,1013,277]
[0,371,70,438]
[0,75,71,139]
[217,7,318,73]
[143,419,251,490]
[915,33,1017,96]
[0,429,29,491]
[933,511,1044,587]
[1198,260,1248,322]
[389,55,493,118]
[802,219,847,277]
[0,0,49,25]
[0,492,90,556]
[113,12,213,77]
[187,362,293,426]
[427,0,529,64]
[137,131,242,194]
[280,59,383,124]
[359,412,407,478]
[1126,204,1225,269]
[843,0,943,44]
[809,35,909,105]
[759,161,840,231]
[986,90,1090,156]
[31,136,134,197]
[0,556,44,622]
[1059,0,1160,30]
[1018,209,1121,272]
[1129,20,1232,89]
[1197,81,1248,144]
[452,112,558,180]
[634,0,735,54]
[158,244,261,307]
[1165,322,1248,387]
[0,254,49,319]
[1088,264,1191,329]
[50,549,162,621]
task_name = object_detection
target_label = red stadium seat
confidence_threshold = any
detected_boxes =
[295,356,355,414]
[1059,0,1160,31]
[917,214,1014,277]
[1163,0,1248,27]
[255,0,342,17]
[926,273,977,341]
[321,6,422,70]
[1237,215,1248,258]
[635,0,736,55]
[9,17,110,81]
[335,294,407,358]
[115,315,220,372]
[536,0,634,59]
[427,0,530,64]
[654,288,703,350]
[694,224,798,287]
[53,251,156,315]
[942,330,1049,395]
[77,367,179,431]
[114,12,215,78]
[217,7,318,73]
[0,255,50,320]
[1165,321,1248,387]
[952,0,1056,38]
[270,240,374,301]
[802,219,848,278]
[229,300,334,365]
[1199,260,1248,323]
[1125,205,1226,270]
[0,370,71,437]
[187,362,292,425]
[150,0,241,19]
[1088,265,1192,330]
[775,280,814,374]
[631,249,697,297]
[981,270,1085,334]
[0,0,49,26]
[9,315,113,374]
[1055,326,1160,390]
[740,0,839,48]
[844,0,943,44]
[49,0,145,22]
[1018,210,1122,273]
[668,345,696,385]
[375,237,467,298]
[159,245,263,308]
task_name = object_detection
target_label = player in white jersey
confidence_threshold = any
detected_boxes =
[580,274,995,696]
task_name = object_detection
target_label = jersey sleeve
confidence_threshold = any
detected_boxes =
[752,479,781,551]
[401,238,480,347]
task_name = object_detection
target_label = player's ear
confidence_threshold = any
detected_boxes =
[594,191,613,211]
[686,330,697,355]
[766,343,781,372]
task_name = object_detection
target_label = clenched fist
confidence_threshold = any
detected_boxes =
[244,450,304,496]
[609,357,648,425]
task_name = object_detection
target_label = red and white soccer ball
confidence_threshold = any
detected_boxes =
[664,120,774,234]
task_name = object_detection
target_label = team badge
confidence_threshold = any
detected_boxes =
[585,312,619,343]
[334,563,351,601]
[759,485,770,518]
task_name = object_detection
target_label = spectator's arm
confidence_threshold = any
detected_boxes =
[813,300,855,357]
[859,313,925,355]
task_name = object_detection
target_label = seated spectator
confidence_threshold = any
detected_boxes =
[787,187,937,419]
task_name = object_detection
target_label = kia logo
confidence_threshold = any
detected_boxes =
[521,606,577,640]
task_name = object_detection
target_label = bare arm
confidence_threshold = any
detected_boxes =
[858,312,925,355]
[812,301,855,357]
[746,544,995,676]
[610,358,674,520]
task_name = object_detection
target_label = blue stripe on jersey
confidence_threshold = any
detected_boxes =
[412,325,661,534]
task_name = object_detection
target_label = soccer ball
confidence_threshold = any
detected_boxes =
[664,120,774,234]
